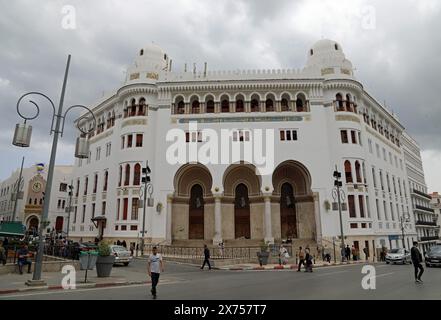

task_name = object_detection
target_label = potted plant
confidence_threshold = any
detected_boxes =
[95,241,115,277]
[257,241,270,266]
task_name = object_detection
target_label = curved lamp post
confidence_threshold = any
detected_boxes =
[12,55,96,286]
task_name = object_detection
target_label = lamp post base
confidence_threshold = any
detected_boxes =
[25,279,47,287]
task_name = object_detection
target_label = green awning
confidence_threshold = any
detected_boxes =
[0,221,26,237]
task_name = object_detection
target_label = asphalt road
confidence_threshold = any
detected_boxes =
[2,260,440,300]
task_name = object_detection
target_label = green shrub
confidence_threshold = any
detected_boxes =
[98,241,111,257]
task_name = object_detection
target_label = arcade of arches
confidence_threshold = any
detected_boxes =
[170,161,318,244]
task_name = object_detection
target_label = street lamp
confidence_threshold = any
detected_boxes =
[332,165,347,262]
[399,213,410,249]
[12,55,96,286]
[139,161,153,257]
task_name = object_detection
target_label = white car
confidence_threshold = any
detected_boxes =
[110,245,132,266]
[385,248,411,265]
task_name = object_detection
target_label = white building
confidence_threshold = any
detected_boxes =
[69,39,420,257]
[429,192,441,245]
[402,132,438,253]
[0,164,73,235]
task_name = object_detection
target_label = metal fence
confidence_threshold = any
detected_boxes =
[1,244,79,265]
[143,244,293,260]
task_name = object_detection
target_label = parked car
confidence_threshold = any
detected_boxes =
[110,245,132,266]
[425,246,441,267]
[385,248,411,264]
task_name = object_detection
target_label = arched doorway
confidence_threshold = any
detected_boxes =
[189,184,204,239]
[27,216,39,236]
[173,163,213,241]
[280,183,297,239]
[272,160,313,240]
[234,183,251,239]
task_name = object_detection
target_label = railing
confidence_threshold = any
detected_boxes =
[1,244,80,265]
[419,236,440,242]
[415,205,435,213]
[143,244,293,260]
[413,189,432,200]
[415,220,437,226]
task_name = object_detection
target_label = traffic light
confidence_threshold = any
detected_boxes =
[142,164,151,184]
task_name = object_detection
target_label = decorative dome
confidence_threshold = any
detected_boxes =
[304,39,354,78]
[125,42,169,83]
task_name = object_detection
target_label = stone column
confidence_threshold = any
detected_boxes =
[213,196,222,245]
[165,196,173,244]
[264,195,274,244]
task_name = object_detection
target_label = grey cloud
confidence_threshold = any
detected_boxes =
[0,0,440,190]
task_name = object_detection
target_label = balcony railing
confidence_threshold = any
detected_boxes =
[415,205,435,213]
[412,189,432,200]
[419,236,440,242]
[415,220,437,227]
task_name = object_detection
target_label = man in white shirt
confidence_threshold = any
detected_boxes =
[148,246,164,298]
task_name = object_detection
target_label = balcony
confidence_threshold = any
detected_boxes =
[415,205,435,213]
[412,189,432,200]
[415,220,437,227]
[419,236,440,242]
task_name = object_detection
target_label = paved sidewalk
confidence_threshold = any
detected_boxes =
[0,265,150,295]
[217,260,371,271]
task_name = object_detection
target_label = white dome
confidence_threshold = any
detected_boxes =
[125,43,169,83]
[305,39,354,78]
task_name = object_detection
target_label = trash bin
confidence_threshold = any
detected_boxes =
[79,251,98,270]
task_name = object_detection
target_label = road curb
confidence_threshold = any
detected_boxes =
[0,280,151,295]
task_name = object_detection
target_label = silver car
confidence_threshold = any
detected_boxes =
[385,248,411,265]
[110,245,132,266]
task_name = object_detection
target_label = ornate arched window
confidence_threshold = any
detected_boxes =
[355,161,362,183]
[346,94,352,112]
[336,93,344,110]
[124,164,130,186]
[133,164,141,186]
[118,165,122,187]
[206,100,215,113]
[344,161,353,183]
[236,98,244,113]
[296,94,306,112]
[191,100,200,114]
[250,99,259,112]
[281,98,289,112]
[138,98,146,116]
[177,100,185,114]
[221,99,230,113]
[265,98,274,112]
[130,99,137,116]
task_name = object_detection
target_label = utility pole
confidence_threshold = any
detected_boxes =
[12,156,25,221]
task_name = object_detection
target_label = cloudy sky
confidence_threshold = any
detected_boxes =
[0,0,440,191]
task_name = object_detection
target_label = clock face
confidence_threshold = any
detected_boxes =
[32,182,42,193]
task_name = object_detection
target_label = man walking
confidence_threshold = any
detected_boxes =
[345,245,351,262]
[363,247,369,261]
[147,246,164,298]
[297,246,305,272]
[411,241,424,283]
[201,244,211,270]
